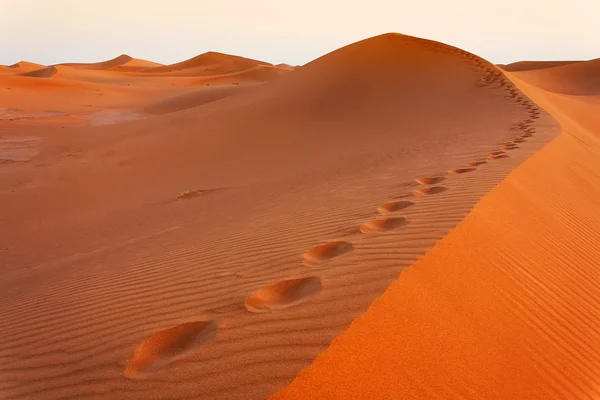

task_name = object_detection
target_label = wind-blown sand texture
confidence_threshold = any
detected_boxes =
[0,32,583,399]
[273,40,600,400]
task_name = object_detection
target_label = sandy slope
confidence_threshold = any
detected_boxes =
[55,54,162,71]
[0,61,46,74]
[273,47,600,400]
[500,60,582,72]
[1,33,557,399]
[138,51,271,76]
[508,58,600,95]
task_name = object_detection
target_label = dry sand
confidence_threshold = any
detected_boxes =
[0,32,592,399]
[273,43,600,400]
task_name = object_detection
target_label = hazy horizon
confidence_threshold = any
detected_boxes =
[1,0,598,67]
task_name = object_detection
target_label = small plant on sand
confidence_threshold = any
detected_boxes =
[177,189,199,200]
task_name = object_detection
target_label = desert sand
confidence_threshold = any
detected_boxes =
[273,48,600,399]
[0,32,596,399]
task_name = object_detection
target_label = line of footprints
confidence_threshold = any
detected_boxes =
[124,96,541,380]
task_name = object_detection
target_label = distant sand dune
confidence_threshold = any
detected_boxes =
[510,58,600,95]
[55,54,144,70]
[139,51,271,75]
[19,66,58,78]
[5,61,46,72]
[500,60,582,72]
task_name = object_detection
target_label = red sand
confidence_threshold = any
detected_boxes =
[1,33,588,399]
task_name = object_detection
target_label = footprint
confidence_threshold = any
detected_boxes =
[124,321,217,379]
[360,217,407,233]
[244,276,322,313]
[415,176,444,185]
[520,132,533,138]
[503,144,519,150]
[303,241,353,266]
[467,160,487,167]
[413,186,447,196]
[378,200,413,214]
[447,167,475,174]
[488,151,505,156]
[511,138,525,143]
[488,154,509,160]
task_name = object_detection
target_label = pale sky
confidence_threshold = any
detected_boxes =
[1,0,598,66]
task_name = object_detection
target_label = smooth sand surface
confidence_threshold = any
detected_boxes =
[1,33,567,399]
[273,44,600,400]
[509,58,600,95]
[500,60,582,72]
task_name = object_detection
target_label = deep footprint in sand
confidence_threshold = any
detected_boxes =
[488,154,509,160]
[467,160,487,167]
[303,241,353,266]
[448,167,475,174]
[378,200,413,214]
[360,217,407,233]
[244,276,322,313]
[124,320,217,379]
[488,151,505,156]
[413,186,447,196]
[415,176,444,185]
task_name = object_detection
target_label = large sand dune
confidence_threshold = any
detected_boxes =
[0,33,565,399]
[273,45,600,400]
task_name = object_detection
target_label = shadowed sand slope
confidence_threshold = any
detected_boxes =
[118,33,552,186]
[0,33,560,399]
[509,58,600,95]
[144,84,259,114]
[500,60,582,72]
[19,66,59,78]
[272,64,600,399]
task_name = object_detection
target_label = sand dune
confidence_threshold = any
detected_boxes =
[272,51,600,400]
[1,33,562,399]
[275,63,295,69]
[139,51,271,76]
[3,61,46,72]
[19,66,59,78]
[500,60,582,72]
[55,54,142,70]
[145,84,258,114]
[509,58,600,95]
[188,65,292,85]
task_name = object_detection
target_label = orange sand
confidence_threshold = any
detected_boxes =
[0,33,583,399]
[273,45,600,399]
